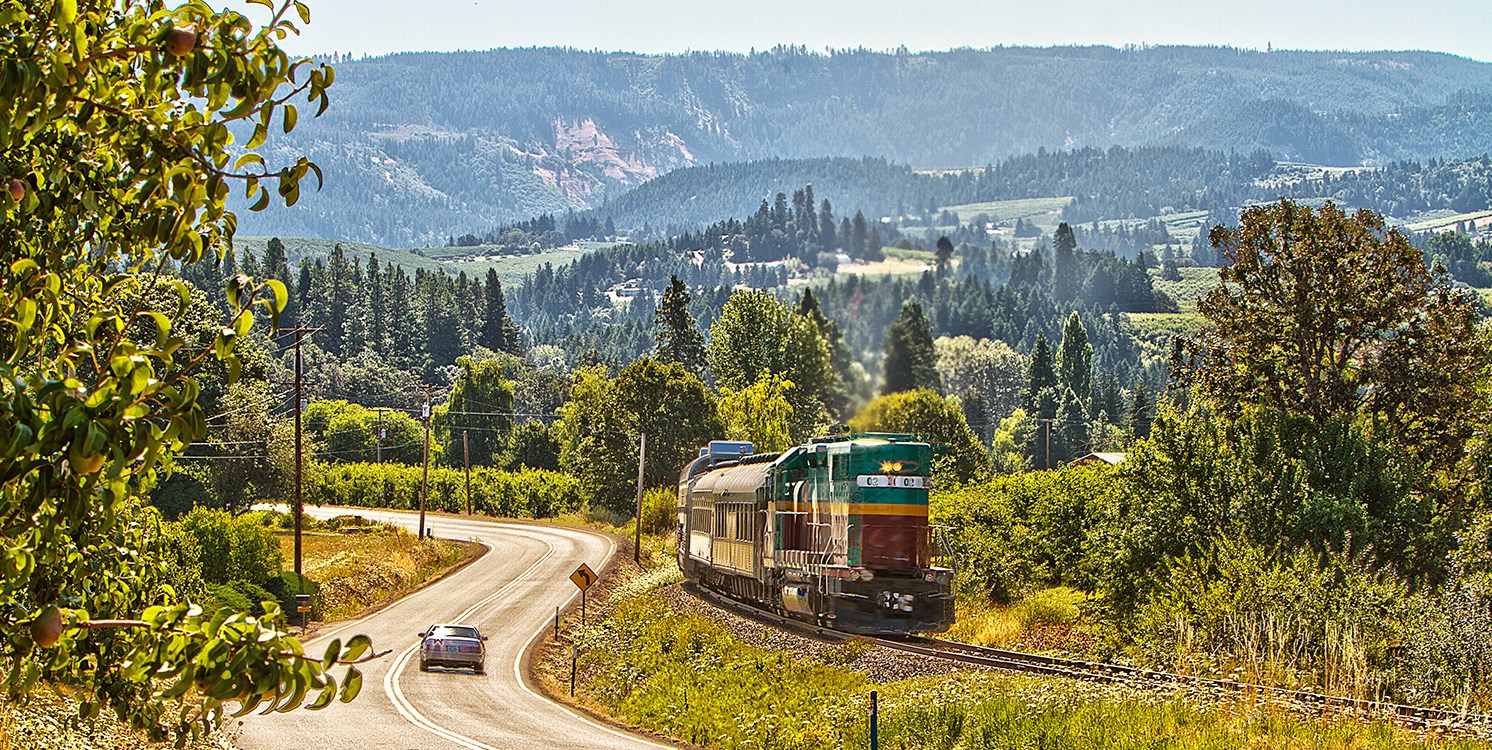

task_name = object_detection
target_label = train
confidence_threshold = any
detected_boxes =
[676,434,956,634]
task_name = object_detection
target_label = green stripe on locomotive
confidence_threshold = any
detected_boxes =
[771,434,933,568]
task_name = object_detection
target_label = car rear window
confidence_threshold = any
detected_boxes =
[429,626,479,639]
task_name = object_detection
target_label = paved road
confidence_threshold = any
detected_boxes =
[237,508,668,750]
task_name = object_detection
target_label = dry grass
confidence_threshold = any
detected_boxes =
[944,587,1099,654]
[836,257,932,277]
[277,526,474,621]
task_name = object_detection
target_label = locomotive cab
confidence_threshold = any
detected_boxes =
[678,434,955,635]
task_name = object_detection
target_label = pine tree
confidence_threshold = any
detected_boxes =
[1024,334,1057,412]
[1053,222,1078,300]
[653,275,707,376]
[1056,312,1093,408]
[881,300,940,395]
[851,211,869,259]
[818,199,836,251]
[367,254,387,351]
[935,236,955,276]
[1129,383,1154,439]
[479,268,516,354]
[264,237,297,328]
[1052,387,1089,464]
[796,288,851,419]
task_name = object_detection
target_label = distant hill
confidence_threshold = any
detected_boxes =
[233,45,1492,245]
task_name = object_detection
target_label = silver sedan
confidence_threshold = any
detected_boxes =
[417,623,487,674]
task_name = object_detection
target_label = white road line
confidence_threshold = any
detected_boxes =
[510,536,677,750]
[382,534,558,750]
[266,506,661,749]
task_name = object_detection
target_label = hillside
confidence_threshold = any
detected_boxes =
[232,46,1492,246]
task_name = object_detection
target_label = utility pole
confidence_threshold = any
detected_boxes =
[282,325,324,601]
[1037,417,1054,470]
[634,431,646,564]
[375,407,385,464]
[462,429,472,516]
[419,385,435,539]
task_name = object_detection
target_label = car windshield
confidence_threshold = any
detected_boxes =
[428,626,479,639]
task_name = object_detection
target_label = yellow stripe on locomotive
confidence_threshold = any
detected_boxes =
[676,435,955,635]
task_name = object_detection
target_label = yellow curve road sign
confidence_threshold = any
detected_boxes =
[570,563,598,591]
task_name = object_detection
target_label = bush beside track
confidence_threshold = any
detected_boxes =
[539,531,1492,750]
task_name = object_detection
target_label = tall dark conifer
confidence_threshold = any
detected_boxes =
[1053,222,1078,300]
[1024,334,1057,414]
[881,300,940,395]
[652,275,706,376]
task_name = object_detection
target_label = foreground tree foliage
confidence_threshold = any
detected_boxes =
[1185,200,1487,471]
[0,0,374,739]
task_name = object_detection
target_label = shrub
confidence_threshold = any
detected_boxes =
[931,464,1115,602]
[640,487,676,535]
[202,579,279,619]
[175,507,284,586]
[263,571,322,622]
[305,462,585,518]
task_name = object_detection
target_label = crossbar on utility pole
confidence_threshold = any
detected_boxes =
[375,407,385,464]
[634,431,646,564]
[281,325,324,608]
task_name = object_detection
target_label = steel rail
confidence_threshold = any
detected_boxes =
[684,582,1492,734]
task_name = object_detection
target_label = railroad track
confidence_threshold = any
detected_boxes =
[684,582,1492,734]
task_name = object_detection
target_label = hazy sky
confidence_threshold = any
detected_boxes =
[271,0,1491,62]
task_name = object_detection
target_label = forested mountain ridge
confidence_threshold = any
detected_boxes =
[234,45,1492,245]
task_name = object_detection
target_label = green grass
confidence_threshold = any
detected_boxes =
[233,236,592,286]
[236,235,450,274]
[1127,311,1208,338]
[883,246,935,262]
[1401,209,1492,233]
[1151,266,1220,311]
[574,586,1490,750]
[942,197,1074,228]
[440,246,589,286]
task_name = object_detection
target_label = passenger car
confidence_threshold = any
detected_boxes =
[417,623,487,673]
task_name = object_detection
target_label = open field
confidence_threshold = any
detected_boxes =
[1127,311,1209,338]
[1401,209,1492,233]
[942,196,1074,229]
[1152,266,1221,311]
[236,235,450,274]
[234,236,593,285]
[438,246,589,285]
[837,256,933,277]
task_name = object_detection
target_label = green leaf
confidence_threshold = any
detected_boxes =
[282,104,297,134]
[321,639,341,669]
[339,667,362,703]
[55,0,76,24]
[340,634,372,662]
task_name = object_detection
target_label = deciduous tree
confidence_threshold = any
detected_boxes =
[0,0,371,735]
[1184,200,1487,470]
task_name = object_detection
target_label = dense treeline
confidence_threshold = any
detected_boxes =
[232,46,1492,244]
[932,201,1492,709]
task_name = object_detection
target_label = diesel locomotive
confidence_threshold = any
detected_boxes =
[677,434,955,634]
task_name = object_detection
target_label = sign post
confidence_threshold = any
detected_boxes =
[570,563,597,625]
